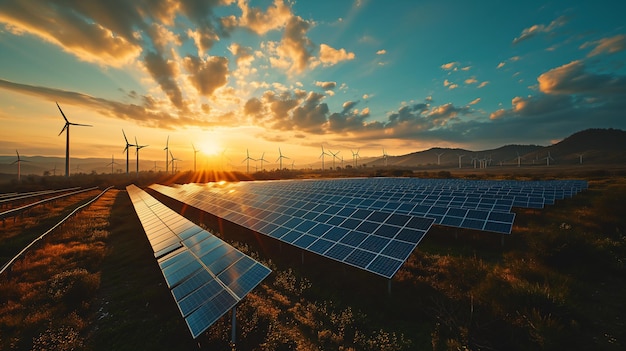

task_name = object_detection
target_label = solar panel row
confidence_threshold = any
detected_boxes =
[126,185,271,339]
[150,183,435,279]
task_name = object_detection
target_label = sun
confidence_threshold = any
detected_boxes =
[197,140,221,156]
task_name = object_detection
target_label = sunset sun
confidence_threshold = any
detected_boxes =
[197,140,221,156]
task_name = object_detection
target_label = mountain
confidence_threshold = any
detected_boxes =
[365,128,626,167]
[542,128,626,164]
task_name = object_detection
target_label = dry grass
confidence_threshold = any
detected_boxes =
[0,190,117,351]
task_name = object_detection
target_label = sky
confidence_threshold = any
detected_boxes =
[1,0,625,171]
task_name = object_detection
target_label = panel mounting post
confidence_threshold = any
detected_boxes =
[230,305,236,350]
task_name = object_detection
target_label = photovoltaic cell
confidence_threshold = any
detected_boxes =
[126,185,271,339]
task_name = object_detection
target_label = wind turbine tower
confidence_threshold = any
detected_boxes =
[12,150,28,182]
[164,136,170,173]
[457,154,464,168]
[319,145,330,171]
[435,152,444,166]
[330,150,340,169]
[105,154,119,174]
[242,149,255,174]
[122,129,135,174]
[192,143,199,172]
[544,152,554,166]
[56,102,92,177]
[258,152,268,171]
[134,137,148,176]
[577,153,584,165]
[351,149,360,168]
[277,148,289,170]
[169,150,181,173]
[382,149,388,167]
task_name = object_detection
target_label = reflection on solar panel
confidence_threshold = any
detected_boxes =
[126,185,271,339]
[150,178,586,278]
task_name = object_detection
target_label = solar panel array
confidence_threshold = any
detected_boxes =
[150,183,434,279]
[126,185,271,339]
[149,178,587,279]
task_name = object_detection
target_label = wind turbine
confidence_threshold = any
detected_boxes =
[153,161,162,172]
[351,149,360,168]
[319,145,330,171]
[164,136,170,173]
[276,148,289,170]
[457,154,464,168]
[382,149,388,167]
[135,137,148,176]
[12,150,28,182]
[242,149,255,174]
[330,150,340,169]
[471,156,478,169]
[192,143,199,172]
[122,129,135,174]
[577,153,584,165]
[105,154,119,174]
[291,160,295,171]
[258,152,268,171]
[56,102,92,177]
[170,150,181,173]
[516,152,523,167]
[435,151,444,166]
[544,152,554,166]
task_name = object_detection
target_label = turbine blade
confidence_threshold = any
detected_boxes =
[122,129,129,143]
[58,124,68,136]
[70,122,92,127]
[56,102,69,123]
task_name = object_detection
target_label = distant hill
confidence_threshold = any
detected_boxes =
[542,128,626,165]
[365,128,626,167]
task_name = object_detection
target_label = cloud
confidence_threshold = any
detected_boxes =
[497,62,506,69]
[315,81,337,90]
[237,0,292,35]
[538,60,626,95]
[468,98,481,105]
[268,16,315,74]
[477,81,489,88]
[291,92,329,132]
[441,62,459,70]
[444,79,458,90]
[144,51,185,110]
[0,1,143,67]
[376,49,387,55]
[318,44,356,66]
[0,78,223,129]
[187,27,219,56]
[465,77,478,85]
[513,15,568,44]
[183,55,230,97]
[581,34,626,57]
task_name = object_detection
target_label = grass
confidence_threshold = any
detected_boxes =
[1,171,625,350]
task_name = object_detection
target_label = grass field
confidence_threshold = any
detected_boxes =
[0,169,625,350]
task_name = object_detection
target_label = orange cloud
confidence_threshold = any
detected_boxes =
[581,34,626,57]
[319,44,355,66]
[237,0,292,35]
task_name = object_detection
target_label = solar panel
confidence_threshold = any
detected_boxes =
[126,185,271,339]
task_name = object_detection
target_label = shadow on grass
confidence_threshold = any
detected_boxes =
[87,190,200,350]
